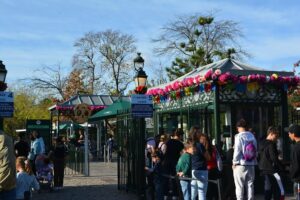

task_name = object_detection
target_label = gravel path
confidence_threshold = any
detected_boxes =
[32,162,137,200]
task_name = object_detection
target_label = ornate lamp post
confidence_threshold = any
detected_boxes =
[134,53,148,94]
[0,60,8,130]
[133,52,147,198]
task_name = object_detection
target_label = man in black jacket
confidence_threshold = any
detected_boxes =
[288,124,300,200]
[259,126,284,200]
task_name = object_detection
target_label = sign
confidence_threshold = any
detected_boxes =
[73,103,91,123]
[0,92,14,117]
[131,95,153,118]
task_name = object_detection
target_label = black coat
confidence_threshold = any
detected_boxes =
[258,139,283,174]
[290,142,300,182]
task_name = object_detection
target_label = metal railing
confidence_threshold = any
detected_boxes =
[64,146,85,175]
[158,174,222,200]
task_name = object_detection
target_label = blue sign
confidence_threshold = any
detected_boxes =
[132,104,153,118]
[0,102,14,117]
[131,95,153,118]
[0,92,14,117]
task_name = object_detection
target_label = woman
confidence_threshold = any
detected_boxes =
[200,134,221,200]
[191,130,210,200]
[52,137,67,190]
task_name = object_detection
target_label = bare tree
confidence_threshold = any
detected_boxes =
[153,13,247,80]
[73,32,102,94]
[96,29,136,95]
[23,64,68,99]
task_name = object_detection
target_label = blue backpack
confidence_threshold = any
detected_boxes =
[243,141,256,161]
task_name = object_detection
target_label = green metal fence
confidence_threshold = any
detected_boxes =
[64,146,85,175]
[116,110,146,197]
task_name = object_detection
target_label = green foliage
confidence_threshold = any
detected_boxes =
[4,92,52,137]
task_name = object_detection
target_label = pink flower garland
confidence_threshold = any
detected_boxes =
[56,105,106,111]
[147,69,300,97]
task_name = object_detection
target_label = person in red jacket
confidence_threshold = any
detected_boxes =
[200,134,221,200]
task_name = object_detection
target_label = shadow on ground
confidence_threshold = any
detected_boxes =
[32,184,138,200]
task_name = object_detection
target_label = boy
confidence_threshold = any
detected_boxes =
[288,124,300,200]
[145,151,163,200]
[259,126,284,200]
[176,142,194,200]
[232,119,257,200]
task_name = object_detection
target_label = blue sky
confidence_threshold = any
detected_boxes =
[1,0,300,84]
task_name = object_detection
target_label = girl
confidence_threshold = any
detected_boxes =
[16,157,40,200]
[191,131,210,200]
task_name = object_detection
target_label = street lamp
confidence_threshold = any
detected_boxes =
[134,53,148,87]
[132,52,147,198]
[0,60,7,83]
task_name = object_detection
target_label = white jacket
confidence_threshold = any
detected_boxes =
[232,131,257,166]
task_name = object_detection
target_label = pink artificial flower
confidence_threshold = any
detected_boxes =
[248,74,256,82]
[218,73,229,83]
[187,77,194,86]
[214,69,222,76]
[172,81,180,90]
[204,69,213,80]
[239,76,248,84]
[194,75,200,84]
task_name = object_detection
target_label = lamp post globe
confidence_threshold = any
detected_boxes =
[0,60,7,83]
[133,53,147,87]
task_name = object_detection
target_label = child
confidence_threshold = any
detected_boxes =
[176,142,194,200]
[145,150,163,200]
[288,124,300,200]
[16,157,40,200]
[36,157,53,184]
[259,126,284,200]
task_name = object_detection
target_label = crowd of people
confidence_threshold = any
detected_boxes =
[0,131,68,200]
[145,119,300,200]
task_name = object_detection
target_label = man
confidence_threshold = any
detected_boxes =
[163,128,184,198]
[28,132,42,174]
[288,124,300,200]
[0,130,16,200]
[14,131,30,157]
[106,135,114,162]
[32,130,45,154]
[232,119,257,200]
[259,126,284,200]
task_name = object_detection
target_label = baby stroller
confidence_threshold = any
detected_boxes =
[35,155,54,192]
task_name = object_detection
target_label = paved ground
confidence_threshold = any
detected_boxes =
[32,161,297,200]
[32,161,137,200]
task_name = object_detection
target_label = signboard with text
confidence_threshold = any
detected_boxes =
[0,91,14,117]
[131,95,153,118]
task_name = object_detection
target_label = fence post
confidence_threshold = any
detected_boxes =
[84,126,89,176]
[104,145,106,162]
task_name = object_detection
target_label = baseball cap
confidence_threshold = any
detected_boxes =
[288,124,300,137]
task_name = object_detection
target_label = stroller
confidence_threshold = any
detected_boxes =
[35,155,54,192]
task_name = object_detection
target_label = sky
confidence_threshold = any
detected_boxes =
[1,0,300,84]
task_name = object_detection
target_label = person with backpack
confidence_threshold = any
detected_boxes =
[259,126,285,200]
[232,119,257,200]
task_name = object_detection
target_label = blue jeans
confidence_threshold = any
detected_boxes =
[0,188,16,200]
[180,180,191,200]
[191,170,208,200]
